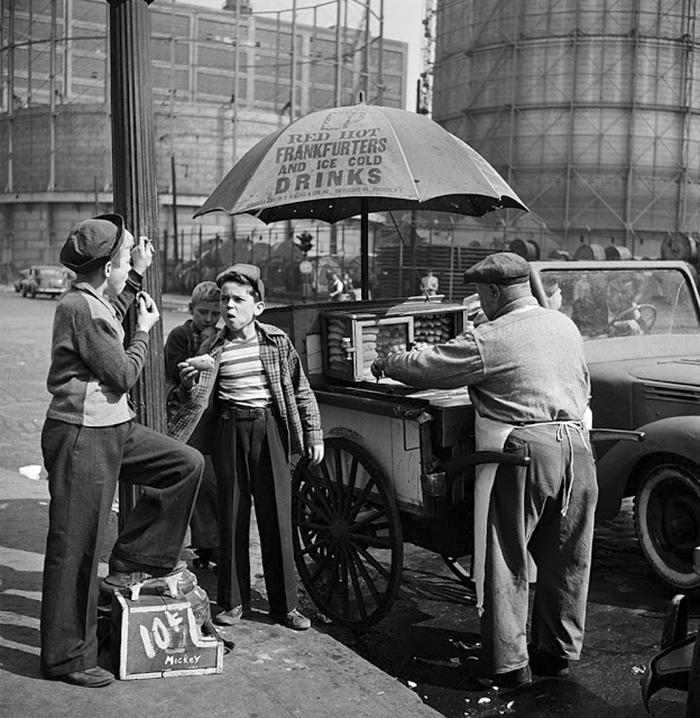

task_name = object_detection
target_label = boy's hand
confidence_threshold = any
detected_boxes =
[131,235,154,275]
[178,361,202,390]
[135,291,160,333]
[307,443,324,467]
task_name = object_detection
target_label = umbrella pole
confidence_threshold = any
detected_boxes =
[361,197,369,300]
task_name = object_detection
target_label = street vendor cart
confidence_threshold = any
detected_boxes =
[265,296,527,628]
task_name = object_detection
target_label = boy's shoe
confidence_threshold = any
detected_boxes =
[53,666,114,688]
[108,555,187,577]
[528,645,572,678]
[270,608,311,631]
[213,605,244,626]
[477,664,532,689]
[100,558,190,598]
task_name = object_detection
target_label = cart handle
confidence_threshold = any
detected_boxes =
[439,451,531,477]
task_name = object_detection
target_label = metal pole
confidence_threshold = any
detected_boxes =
[361,197,369,299]
[171,154,179,264]
[334,0,342,106]
[107,0,165,525]
[290,0,297,121]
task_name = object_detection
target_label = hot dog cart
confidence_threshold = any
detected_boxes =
[265,297,526,629]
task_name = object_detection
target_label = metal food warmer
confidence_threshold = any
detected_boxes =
[264,298,526,628]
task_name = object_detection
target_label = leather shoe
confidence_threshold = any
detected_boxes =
[109,555,187,577]
[213,605,244,626]
[54,666,114,688]
[271,608,311,631]
[528,645,571,678]
[477,664,532,689]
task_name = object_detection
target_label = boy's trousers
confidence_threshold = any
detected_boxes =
[481,423,598,674]
[40,418,204,678]
[211,406,297,615]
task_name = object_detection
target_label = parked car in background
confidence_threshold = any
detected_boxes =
[19,265,74,298]
[13,268,29,293]
[528,260,700,592]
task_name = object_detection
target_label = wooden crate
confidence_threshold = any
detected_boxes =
[111,591,223,680]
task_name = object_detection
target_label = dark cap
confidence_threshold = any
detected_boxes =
[216,263,265,302]
[60,214,125,273]
[463,251,530,286]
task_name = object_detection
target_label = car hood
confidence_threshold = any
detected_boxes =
[627,358,700,386]
[585,335,700,385]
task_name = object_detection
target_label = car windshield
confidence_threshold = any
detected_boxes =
[538,267,700,339]
[39,268,64,277]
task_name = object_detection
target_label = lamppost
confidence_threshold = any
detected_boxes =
[107,0,165,526]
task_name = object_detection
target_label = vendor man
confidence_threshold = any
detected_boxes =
[371,252,597,688]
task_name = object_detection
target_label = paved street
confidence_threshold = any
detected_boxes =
[0,288,694,717]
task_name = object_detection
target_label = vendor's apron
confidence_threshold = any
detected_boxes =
[472,408,593,614]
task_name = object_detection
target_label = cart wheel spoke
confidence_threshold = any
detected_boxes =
[292,437,403,628]
[349,540,392,580]
[345,544,383,607]
[304,470,335,519]
[343,545,369,621]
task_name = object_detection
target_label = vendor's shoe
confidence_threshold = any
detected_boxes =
[213,605,244,626]
[477,664,532,690]
[54,666,114,688]
[271,608,311,631]
[528,645,571,678]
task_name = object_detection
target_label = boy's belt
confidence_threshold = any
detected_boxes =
[216,402,271,420]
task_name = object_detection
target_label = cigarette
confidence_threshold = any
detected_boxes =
[140,235,153,246]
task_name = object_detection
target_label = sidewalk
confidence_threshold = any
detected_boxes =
[0,470,441,718]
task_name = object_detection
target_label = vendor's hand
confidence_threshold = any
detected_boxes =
[370,357,386,380]
[307,443,324,467]
[135,291,160,333]
[178,360,200,390]
[131,235,154,275]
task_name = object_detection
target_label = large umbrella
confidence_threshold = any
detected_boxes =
[195,102,528,298]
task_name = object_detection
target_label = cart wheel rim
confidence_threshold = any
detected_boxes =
[293,437,403,628]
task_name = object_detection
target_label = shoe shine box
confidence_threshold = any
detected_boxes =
[111,590,223,679]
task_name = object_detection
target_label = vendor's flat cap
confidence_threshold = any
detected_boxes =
[60,214,125,273]
[463,251,530,286]
[216,263,265,301]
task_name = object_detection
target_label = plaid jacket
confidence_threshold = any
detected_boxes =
[167,320,323,459]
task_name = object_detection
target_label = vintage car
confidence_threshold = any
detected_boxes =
[19,265,74,298]
[528,259,700,591]
[13,268,29,292]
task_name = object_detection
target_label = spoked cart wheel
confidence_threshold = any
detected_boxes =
[292,437,403,628]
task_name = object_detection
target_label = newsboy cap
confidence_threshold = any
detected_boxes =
[216,263,265,302]
[60,214,125,273]
[463,251,530,286]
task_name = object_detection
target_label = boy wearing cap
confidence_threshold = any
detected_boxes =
[41,215,204,687]
[168,263,324,631]
[371,252,597,689]
[165,281,221,567]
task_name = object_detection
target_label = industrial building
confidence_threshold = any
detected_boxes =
[0,0,407,290]
[432,0,700,261]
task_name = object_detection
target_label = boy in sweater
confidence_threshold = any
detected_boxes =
[169,264,323,631]
[41,214,204,687]
[164,281,221,567]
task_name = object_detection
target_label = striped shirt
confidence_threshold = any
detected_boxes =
[217,334,272,408]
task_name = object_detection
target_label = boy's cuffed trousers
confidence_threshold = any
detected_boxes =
[40,419,204,678]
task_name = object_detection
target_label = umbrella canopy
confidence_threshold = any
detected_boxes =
[195,103,527,223]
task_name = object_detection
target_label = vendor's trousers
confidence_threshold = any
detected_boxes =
[40,419,204,678]
[481,423,598,674]
[211,408,297,615]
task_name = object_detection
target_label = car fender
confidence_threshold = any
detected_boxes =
[595,416,700,521]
